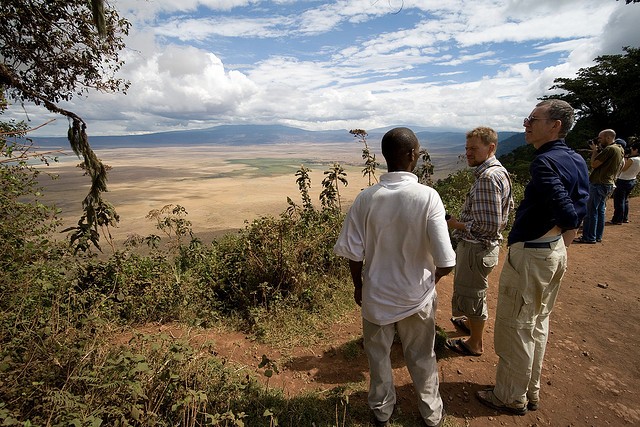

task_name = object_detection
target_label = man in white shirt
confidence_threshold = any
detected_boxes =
[334,127,456,427]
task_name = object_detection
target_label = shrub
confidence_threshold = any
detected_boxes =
[194,208,347,324]
[73,251,181,324]
[434,168,525,239]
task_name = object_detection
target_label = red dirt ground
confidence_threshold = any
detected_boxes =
[136,197,640,426]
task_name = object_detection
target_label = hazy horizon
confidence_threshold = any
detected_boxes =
[38,143,466,246]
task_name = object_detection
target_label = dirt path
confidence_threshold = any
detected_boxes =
[136,196,640,426]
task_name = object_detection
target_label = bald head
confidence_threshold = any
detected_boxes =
[598,129,616,146]
[381,127,420,172]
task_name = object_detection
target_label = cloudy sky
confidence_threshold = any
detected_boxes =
[19,0,640,136]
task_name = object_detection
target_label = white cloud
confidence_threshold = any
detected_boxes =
[10,0,640,137]
[597,4,640,54]
[117,45,259,121]
[155,16,291,40]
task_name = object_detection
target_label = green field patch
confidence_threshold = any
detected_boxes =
[224,158,328,178]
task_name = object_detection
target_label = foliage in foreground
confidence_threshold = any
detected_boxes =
[1,207,358,425]
[1,145,365,425]
[0,134,479,425]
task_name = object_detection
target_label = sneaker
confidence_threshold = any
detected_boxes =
[527,400,539,411]
[476,388,527,416]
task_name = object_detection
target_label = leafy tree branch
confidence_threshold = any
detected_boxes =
[1,0,131,252]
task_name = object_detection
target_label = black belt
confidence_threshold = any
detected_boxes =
[523,241,557,248]
[524,241,550,248]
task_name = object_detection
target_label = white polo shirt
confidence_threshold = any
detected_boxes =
[334,172,456,325]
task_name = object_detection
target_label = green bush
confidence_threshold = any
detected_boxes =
[73,251,181,324]
[434,167,525,240]
[195,208,347,325]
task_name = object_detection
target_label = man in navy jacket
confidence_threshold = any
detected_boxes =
[477,99,589,415]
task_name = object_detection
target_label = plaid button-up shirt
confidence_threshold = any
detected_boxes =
[454,156,513,248]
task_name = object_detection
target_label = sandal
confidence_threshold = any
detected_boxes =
[445,338,481,356]
[450,317,470,334]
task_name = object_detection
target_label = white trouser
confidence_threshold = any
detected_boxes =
[363,294,444,425]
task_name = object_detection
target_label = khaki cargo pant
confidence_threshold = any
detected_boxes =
[493,239,567,405]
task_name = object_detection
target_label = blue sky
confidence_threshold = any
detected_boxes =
[17,0,640,136]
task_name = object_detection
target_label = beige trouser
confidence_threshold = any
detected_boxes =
[452,240,500,320]
[363,294,444,426]
[493,239,567,405]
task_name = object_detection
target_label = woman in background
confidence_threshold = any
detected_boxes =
[611,140,640,224]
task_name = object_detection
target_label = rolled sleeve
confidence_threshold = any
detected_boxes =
[334,205,365,261]
[428,204,457,268]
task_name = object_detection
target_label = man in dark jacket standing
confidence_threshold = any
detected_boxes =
[476,99,589,415]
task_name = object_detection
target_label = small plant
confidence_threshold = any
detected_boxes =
[295,164,314,212]
[258,354,280,391]
[327,386,352,427]
[350,128,379,186]
[263,408,279,427]
[320,162,348,211]
[146,204,194,251]
[414,147,435,186]
[435,325,448,356]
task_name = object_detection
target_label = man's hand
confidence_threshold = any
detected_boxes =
[435,266,454,284]
[348,260,364,306]
[354,286,362,306]
[447,215,466,232]
[562,228,578,247]
[446,215,456,228]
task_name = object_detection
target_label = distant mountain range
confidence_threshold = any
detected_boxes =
[31,124,526,156]
[496,132,526,157]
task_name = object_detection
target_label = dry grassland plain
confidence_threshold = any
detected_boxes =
[38,142,462,246]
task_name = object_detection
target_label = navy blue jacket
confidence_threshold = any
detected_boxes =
[508,139,589,245]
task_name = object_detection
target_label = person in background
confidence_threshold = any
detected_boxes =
[573,129,624,243]
[614,137,627,151]
[446,126,513,357]
[476,99,589,415]
[334,127,455,427]
[611,140,640,224]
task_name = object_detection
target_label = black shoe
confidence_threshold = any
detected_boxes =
[527,400,539,411]
[373,418,389,427]
[372,411,390,427]
[476,388,527,416]
[573,237,596,244]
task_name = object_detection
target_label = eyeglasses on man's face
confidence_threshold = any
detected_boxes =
[523,116,552,126]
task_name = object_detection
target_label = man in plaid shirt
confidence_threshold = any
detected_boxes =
[446,127,513,356]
